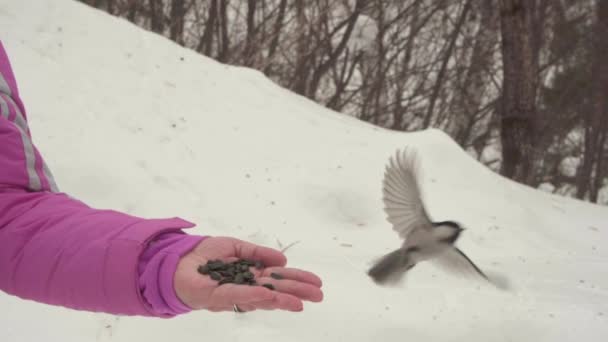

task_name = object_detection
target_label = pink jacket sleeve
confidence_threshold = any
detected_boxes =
[0,40,204,317]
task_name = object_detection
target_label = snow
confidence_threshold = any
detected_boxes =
[1,0,607,341]
[560,156,580,178]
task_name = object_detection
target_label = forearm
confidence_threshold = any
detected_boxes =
[1,41,206,317]
[0,190,199,317]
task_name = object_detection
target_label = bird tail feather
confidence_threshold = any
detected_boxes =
[367,248,411,285]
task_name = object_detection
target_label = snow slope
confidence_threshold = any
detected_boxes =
[1,1,607,341]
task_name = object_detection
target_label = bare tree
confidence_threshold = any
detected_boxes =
[265,0,288,74]
[197,0,217,56]
[424,0,472,128]
[126,0,138,22]
[150,0,165,34]
[217,0,230,62]
[170,0,186,45]
[107,0,116,14]
[291,0,313,95]
[451,0,499,148]
[308,0,365,99]
[79,0,606,205]
[577,0,608,202]
[498,0,540,184]
[243,0,258,67]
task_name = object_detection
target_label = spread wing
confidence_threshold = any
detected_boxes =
[431,247,489,280]
[431,248,511,289]
[382,147,432,240]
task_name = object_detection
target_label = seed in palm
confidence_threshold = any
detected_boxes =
[243,260,256,266]
[219,278,234,285]
[234,274,245,284]
[197,265,210,275]
[262,283,275,290]
[198,259,270,288]
[219,270,234,277]
[207,260,225,271]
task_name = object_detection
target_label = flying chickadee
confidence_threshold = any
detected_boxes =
[367,147,495,286]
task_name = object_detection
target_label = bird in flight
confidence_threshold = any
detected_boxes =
[367,147,498,287]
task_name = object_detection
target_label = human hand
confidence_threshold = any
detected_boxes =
[174,236,323,313]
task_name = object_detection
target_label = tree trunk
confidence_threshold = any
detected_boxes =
[326,50,361,111]
[106,0,115,14]
[590,0,608,203]
[371,3,387,125]
[265,0,288,73]
[217,0,230,62]
[392,0,421,131]
[127,0,138,23]
[591,130,607,202]
[170,0,186,45]
[577,0,608,202]
[577,123,595,199]
[292,0,310,95]
[307,0,364,99]
[424,0,472,128]
[453,0,498,146]
[150,0,165,34]
[244,0,258,67]
[197,0,218,55]
[498,0,540,184]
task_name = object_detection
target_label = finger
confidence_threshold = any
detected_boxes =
[261,267,323,287]
[209,283,274,307]
[205,305,233,312]
[250,293,304,312]
[232,239,287,267]
[233,304,256,313]
[206,304,255,313]
[256,277,324,302]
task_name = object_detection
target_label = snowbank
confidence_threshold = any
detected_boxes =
[1,1,606,341]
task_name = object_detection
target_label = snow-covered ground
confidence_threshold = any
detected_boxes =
[1,1,607,341]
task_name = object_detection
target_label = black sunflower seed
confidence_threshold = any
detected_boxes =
[207,260,225,270]
[262,283,275,290]
[198,259,271,286]
[219,278,234,285]
[197,265,210,275]
[270,272,284,280]
[219,270,234,277]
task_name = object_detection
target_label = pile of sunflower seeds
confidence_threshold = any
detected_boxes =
[197,259,278,290]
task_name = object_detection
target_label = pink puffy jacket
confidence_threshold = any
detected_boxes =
[0,40,205,318]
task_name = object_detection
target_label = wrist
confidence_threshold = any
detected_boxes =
[138,231,207,317]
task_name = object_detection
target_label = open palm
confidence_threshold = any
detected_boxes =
[174,236,323,312]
